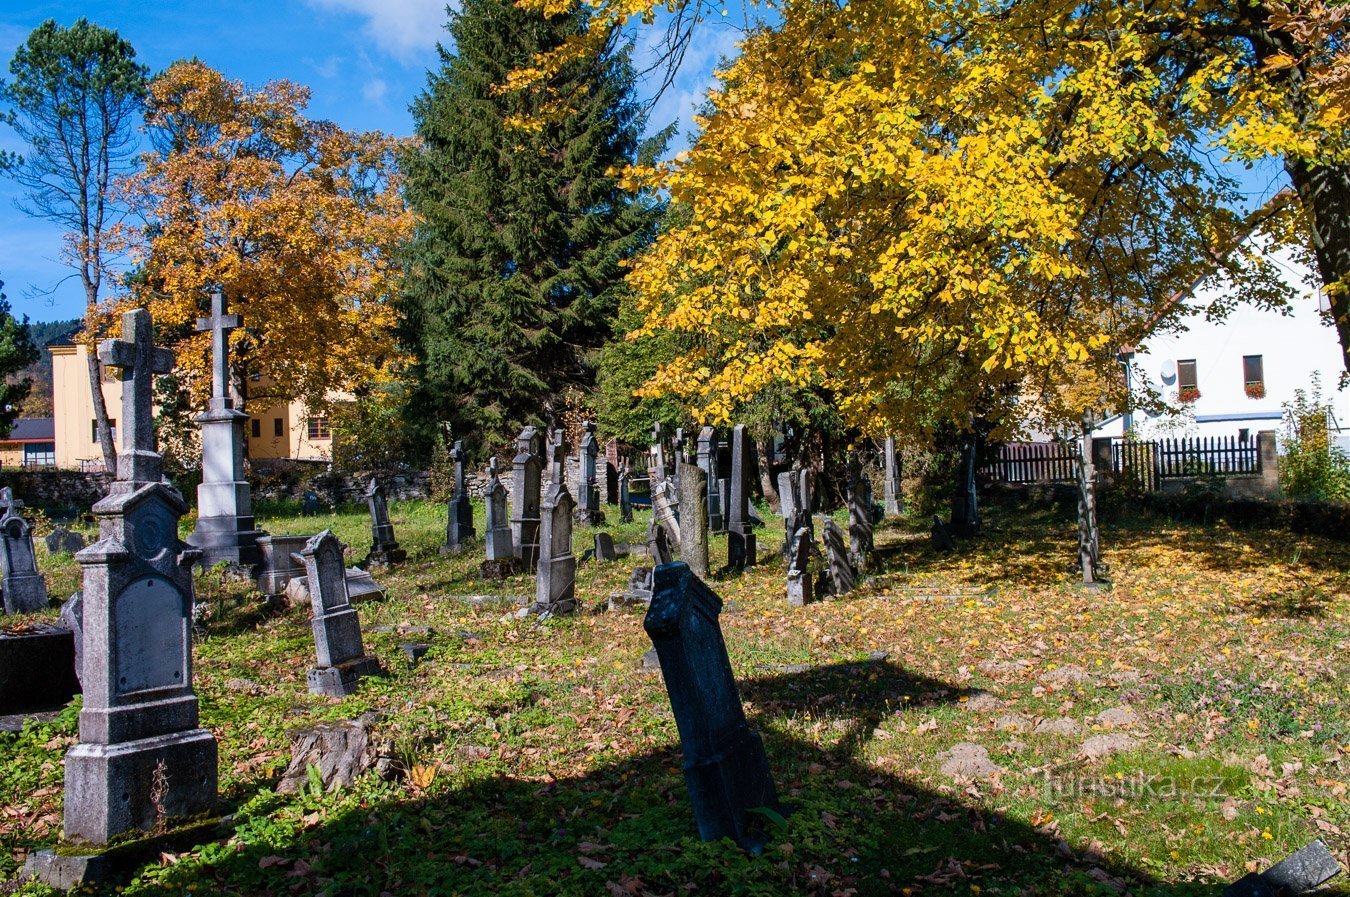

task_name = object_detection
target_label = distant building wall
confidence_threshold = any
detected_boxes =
[50,343,122,471]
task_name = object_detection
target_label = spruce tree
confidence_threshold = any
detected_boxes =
[401,0,663,450]
[0,280,39,437]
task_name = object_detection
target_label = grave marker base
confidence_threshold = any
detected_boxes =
[307,656,382,698]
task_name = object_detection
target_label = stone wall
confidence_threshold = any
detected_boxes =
[0,469,111,511]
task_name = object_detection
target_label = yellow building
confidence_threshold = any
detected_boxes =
[47,336,335,470]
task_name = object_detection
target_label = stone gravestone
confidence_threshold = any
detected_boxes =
[696,427,724,534]
[679,462,710,578]
[931,516,957,553]
[364,478,406,566]
[717,435,732,541]
[618,462,633,523]
[1,500,49,614]
[726,425,757,571]
[594,532,623,562]
[45,309,218,856]
[1224,839,1341,897]
[45,525,87,555]
[511,426,544,566]
[649,421,668,487]
[651,478,682,552]
[647,516,674,566]
[883,435,902,516]
[846,453,874,573]
[822,517,855,596]
[301,490,321,517]
[442,440,476,555]
[483,458,515,564]
[786,526,815,608]
[253,534,310,596]
[187,291,264,568]
[534,442,577,614]
[643,562,782,851]
[575,421,603,525]
[295,531,381,697]
[776,469,812,560]
[672,427,685,491]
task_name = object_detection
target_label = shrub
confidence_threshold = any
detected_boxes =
[1279,376,1350,502]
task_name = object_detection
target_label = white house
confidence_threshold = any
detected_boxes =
[1093,235,1350,451]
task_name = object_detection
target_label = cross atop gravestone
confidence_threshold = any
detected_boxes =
[0,487,22,517]
[549,434,566,485]
[196,290,241,410]
[99,309,175,485]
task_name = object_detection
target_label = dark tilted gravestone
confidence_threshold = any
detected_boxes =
[254,534,310,596]
[643,562,783,852]
[442,440,476,555]
[483,458,514,564]
[648,516,674,566]
[822,517,855,596]
[697,426,724,534]
[301,490,321,517]
[883,435,902,516]
[726,425,757,571]
[37,309,218,861]
[364,478,406,566]
[511,426,544,566]
[594,532,623,562]
[534,443,577,615]
[786,526,815,608]
[931,515,957,553]
[45,526,87,555]
[652,478,682,552]
[1,502,49,614]
[0,622,80,715]
[618,463,633,523]
[297,530,382,698]
[187,291,264,568]
[1223,840,1341,897]
[680,462,710,578]
[846,453,874,573]
[576,421,604,525]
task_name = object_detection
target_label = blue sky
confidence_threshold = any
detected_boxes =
[0,0,744,323]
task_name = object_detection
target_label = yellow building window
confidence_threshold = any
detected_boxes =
[273,418,284,437]
[251,419,261,439]
[92,419,117,443]
[307,416,331,440]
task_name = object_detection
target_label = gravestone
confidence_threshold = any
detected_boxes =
[697,427,724,533]
[254,534,311,596]
[846,453,874,573]
[1,503,49,614]
[594,532,623,562]
[643,563,782,851]
[726,425,756,571]
[822,517,855,595]
[534,443,577,614]
[0,623,79,716]
[511,426,544,566]
[441,440,476,555]
[187,291,264,568]
[618,463,633,523]
[1223,840,1341,897]
[576,421,604,525]
[776,468,812,559]
[651,478,682,551]
[931,516,957,553]
[883,435,902,516]
[297,530,382,697]
[604,439,620,505]
[45,526,87,555]
[364,478,405,566]
[484,458,515,563]
[55,309,218,849]
[0,488,18,518]
[672,427,685,491]
[650,421,668,487]
[647,516,674,566]
[679,462,710,578]
[301,490,321,517]
[786,526,815,608]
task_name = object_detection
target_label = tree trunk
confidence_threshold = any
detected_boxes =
[86,340,117,473]
[755,437,779,512]
[1286,157,1350,374]
[1076,415,1101,585]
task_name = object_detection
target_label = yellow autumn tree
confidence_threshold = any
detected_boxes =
[113,61,413,412]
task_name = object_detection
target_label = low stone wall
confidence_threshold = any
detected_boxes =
[0,469,111,512]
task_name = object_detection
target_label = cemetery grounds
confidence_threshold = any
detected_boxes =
[2,498,1348,896]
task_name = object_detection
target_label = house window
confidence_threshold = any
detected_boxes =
[92,419,117,443]
[1243,355,1265,399]
[1177,359,1197,391]
[23,443,56,467]
[251,419,261,438]
[307,416,331,440]
[273,418,284,437]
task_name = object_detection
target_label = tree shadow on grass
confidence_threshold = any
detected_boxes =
[111,660,1228,897]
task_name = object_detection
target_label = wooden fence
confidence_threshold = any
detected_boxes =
[980,441,1078,485]
[981,434,1262,493]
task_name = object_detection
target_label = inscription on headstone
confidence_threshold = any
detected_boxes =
[534,442,577,614]
[576,421,604,525]
[297,530,382,697]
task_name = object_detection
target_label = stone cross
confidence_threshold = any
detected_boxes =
[883,435,902,516]
[484,458,514,562]
[0,509,48,614]
[696,427,724,533]
[618,462,633,523]
[0,487,23,517]
[643,563,782,851]
[679,462,709,578]
[99,309,174,485]
[726,424,756,571]
[296,530,381,697]
[511,427,543,566]
[650,421,667,486]
[442,439,475,554]
[196,290,241,408]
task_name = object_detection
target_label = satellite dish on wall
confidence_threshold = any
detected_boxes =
[1160,359,1177,384]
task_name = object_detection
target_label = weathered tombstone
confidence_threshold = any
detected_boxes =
[603,439,620,505]
[441,440,476,555]
[618,462,633,523]
[846,453,874,573]
[45,526,88,555]
[576,421,604,525]
[822,518,855,595]
[643,562,783,851]
[483,458,514,563]
[187,291,264,568]
[672,427,685,491]
[726,425,757,571]
[301,490,321,517]
[931,515,957,553]
[364,478,406,566]
[786,526,815,608]
[651,478,682,551]
[1,506,49,614]
[534,443,577,614]
[296,530,382,697]
[776,468,812,559]
[0,487,19,518]
[59,592,84,684]
[511,426,544,566]
[1223,840,1341,897]
[883,435,902,516]
[47,309,218,854]
[254,534,311,596]
[679,462,710,578]
[696,427,724,534]
[649,421,668,487]
[594,532,621,562]
[647,516,674,566]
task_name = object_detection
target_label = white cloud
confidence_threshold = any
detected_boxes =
[362,77,389,104]
[308,0,448,61]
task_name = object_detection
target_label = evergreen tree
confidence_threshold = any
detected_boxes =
[0,280,40,437]
[400,0,664,452]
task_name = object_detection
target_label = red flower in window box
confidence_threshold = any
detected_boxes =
[1178,386,1201,404]
[1245,382,1266,400]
